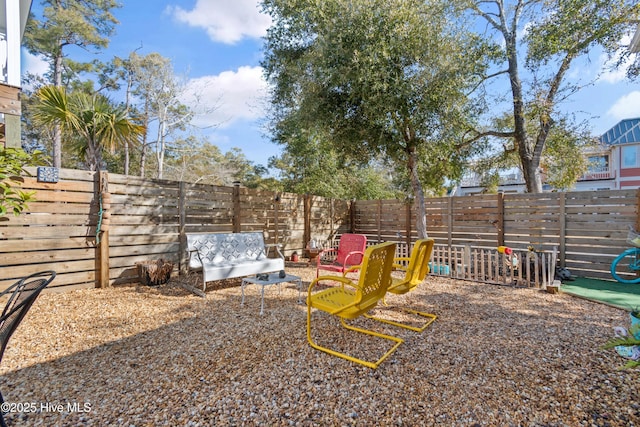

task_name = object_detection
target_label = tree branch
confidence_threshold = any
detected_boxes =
[466,69,510,96]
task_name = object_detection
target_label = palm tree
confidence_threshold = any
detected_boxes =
[32,86,145,171]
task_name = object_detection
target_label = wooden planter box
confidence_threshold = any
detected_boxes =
[136,259,174,286]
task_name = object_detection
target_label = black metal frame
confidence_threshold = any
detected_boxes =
[0,271,56,427]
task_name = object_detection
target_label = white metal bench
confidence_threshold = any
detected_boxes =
[185,232,285,297]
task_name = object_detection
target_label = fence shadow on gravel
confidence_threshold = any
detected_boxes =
[0,272,636,426]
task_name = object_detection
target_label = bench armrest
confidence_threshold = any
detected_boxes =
[264,243,284,260]
[187,248,204,267]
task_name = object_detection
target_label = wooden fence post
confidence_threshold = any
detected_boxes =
[179,181,187,275]
[377,200,382,243]
[274,192,280,245]
[96,171,110,288]
[330,198,335,238]
[349,199,356,233]
[405,201,412,249]
[559,192,566,268]
[232,181,241,233]
[447,197,453,248]
[304,194,311,248]
[497,192,505,246]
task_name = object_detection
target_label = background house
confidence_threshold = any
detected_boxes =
[0,0,31,149]
[456,118,640,195]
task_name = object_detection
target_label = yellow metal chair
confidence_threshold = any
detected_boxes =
[306,242,402,369]
[364,239,437,332]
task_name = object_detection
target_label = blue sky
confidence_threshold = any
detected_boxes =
[22,0,640,169]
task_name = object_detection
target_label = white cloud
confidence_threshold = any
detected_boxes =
[597,34,635,84]
[184,65,268,129]
[168,0,271,44]
[607,91,640,121]
[21,49,49,80]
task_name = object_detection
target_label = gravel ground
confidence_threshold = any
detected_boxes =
[0,265,638,426]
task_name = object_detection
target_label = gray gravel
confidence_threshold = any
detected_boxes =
[0,265,638,426]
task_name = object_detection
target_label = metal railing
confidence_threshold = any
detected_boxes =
[579,167,615,181]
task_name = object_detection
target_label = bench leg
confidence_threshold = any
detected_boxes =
[180,282,206,298]
[241,279,247,307]
[179,271,207,298]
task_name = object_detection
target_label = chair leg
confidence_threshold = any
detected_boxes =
[365,306,437,333]
[307,306,404,369]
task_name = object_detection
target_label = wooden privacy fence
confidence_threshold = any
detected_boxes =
[1,168,638,292]
[0,168,350,292]
[353,190,640,280]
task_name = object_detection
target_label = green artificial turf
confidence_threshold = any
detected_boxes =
[560,277,640,310]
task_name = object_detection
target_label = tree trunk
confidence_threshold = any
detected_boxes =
[156,113,166,179]
[139,107,150,177]
[86,137,102,171]
[124,141,129,175]
[492,3,543,194]
[407,146,428,238]
[139,144,147,177]
[52,48,63,169]
[521,154,542,193]
[124,69,133,175]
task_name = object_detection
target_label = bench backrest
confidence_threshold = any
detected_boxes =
[186,232,267,268]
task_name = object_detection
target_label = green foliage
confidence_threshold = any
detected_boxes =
[160,137,266,187]
[262,0,488,228]
[123,52,193,179]
[32,85,145,171]
[463,109,597,192]
[267,131,397,200]
[602,324,640,370]
[23,0,121,85]
[0,149,44,217]
[525,0,636,66]
[542,119,595,191]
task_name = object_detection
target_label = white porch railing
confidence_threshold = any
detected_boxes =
[579,167,615,181]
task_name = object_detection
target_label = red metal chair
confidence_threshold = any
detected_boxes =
[315,234,367,277]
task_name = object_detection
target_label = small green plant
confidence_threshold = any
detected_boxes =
[0,148,42,217]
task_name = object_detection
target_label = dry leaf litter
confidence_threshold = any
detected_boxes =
[0,265,638,426]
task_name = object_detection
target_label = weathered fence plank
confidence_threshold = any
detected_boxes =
[2,168,639,291]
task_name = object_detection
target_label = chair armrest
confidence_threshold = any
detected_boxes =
[392,257,411,270]
[342,264,362,276]
[316,248,337,267]
[343,251,365,266]
[309,275,355,290]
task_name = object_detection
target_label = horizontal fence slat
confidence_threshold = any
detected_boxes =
[3,168,639,290]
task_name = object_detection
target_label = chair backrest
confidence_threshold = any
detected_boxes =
[406,239,435,287]
[0,271,56,361]
[353,242,396,312]
[336,233,367,266]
